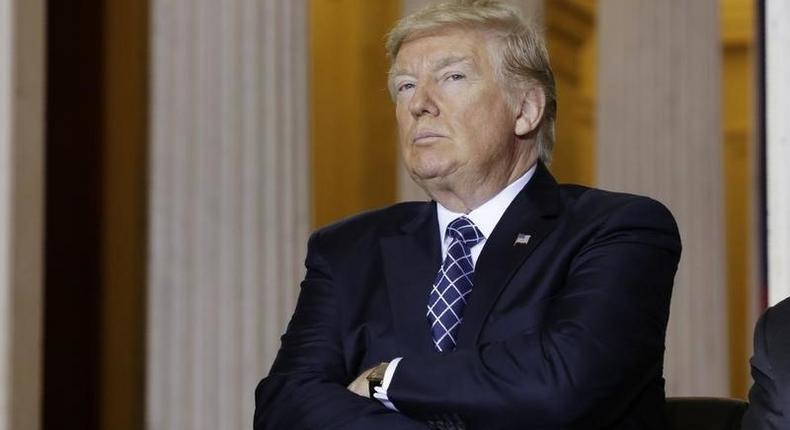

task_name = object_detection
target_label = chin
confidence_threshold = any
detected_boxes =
[407,160,448,180]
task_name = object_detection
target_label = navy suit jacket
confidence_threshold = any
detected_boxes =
[254,163,681,430]
[742,296,790,430]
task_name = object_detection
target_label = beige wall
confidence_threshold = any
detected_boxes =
[0,0,45,429]
[766,0,790,305]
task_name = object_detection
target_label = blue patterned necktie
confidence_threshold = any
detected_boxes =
[427,216,484,352]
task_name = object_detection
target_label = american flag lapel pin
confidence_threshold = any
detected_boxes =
[513,233,531,246]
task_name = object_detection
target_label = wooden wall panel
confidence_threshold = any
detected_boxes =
[44,0,148,428]
[44,1,104,427]
[545,0,597,186]
[721,0,757,398]
[310,0,400,228]
[101,0,148,427]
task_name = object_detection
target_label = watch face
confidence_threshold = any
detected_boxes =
[367,362,387,383]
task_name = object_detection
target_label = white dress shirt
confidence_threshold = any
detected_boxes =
[373,164,537,411]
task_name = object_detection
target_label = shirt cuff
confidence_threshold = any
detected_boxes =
[372,357,402,412]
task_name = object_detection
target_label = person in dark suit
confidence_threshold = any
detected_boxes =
[254,1,681,429]
[742,296,790,430]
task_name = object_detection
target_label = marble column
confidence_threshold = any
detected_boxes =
[397,0,543,202]
[766,0,790,305]
[0,0,45,429]
[597,0,728,395]
[147,1,309,429]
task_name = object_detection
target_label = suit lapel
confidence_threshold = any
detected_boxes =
[380,202,441,355]
[456,162,562,348]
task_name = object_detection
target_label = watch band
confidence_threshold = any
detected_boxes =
[366,361,389,398]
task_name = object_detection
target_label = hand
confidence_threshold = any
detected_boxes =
[347,366,377,397]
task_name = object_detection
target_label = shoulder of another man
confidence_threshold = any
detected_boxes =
[758,296,790,399]
[763,296,790,339]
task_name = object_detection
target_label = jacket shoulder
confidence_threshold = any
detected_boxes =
[311,201,430,245]
[558,184,677,225]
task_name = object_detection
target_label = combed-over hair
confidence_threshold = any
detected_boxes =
[386,0,557,164]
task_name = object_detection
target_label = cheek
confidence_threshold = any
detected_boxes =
[458,89,503,125]
[459,100,514,158]
[457,103,500,138]
[395,108,412,139]
[396,100,414,122]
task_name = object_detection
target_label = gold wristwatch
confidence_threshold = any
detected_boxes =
[366,362,389,398]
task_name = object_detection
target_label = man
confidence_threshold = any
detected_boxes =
[254,1,681,429]
[742,296,790,430]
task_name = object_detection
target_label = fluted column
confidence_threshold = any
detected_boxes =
[147,1,309,429]
[0,0,45,429]
[598,0,727,395]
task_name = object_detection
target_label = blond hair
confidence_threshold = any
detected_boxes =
[386,0,557,163]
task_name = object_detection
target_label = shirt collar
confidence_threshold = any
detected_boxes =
[436,164,536,243]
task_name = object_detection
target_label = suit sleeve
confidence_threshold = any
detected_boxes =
[254,232,429,430]
[387,198,681,428]
[742,309,782,430]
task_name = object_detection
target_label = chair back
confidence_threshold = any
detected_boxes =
[666,397,748,430]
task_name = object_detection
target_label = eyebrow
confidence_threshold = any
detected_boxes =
[391,55,474,80]
[432,55,473,72]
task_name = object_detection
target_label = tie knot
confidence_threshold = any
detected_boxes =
[447,216,484,246]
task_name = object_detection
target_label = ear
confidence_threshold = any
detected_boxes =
[514,86,546,137]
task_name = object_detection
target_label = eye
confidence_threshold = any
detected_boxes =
[397,82,415,93]
[446,73,465,81]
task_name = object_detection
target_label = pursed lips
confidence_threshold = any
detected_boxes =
[412,130,446,144]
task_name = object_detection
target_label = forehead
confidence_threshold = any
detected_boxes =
[393,27,497,71]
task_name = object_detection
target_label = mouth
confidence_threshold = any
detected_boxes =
[412,130,446,144]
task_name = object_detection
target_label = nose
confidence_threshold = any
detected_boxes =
[408,82,439,118]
